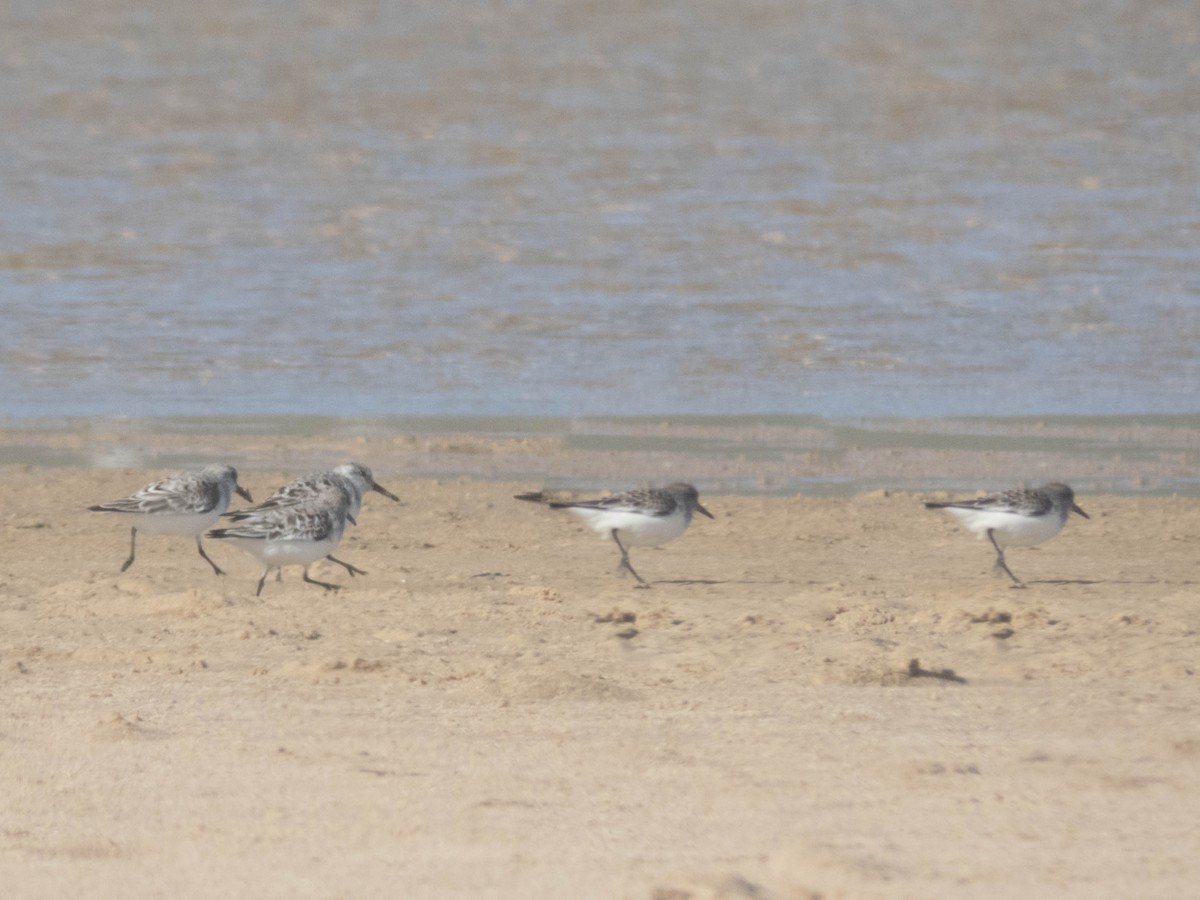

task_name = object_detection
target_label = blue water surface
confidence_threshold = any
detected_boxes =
[1,1,1198,419]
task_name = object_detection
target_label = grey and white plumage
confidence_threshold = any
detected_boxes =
[207,483,354,596]
[88,464,253,575]
[228,462,398,521]
[225,462,398,577]
[515,482,714,587]
[925,482,1089,585]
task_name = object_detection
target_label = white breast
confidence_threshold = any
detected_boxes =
[945,507,1066,548]
[121,509,224,536]
[256,536,339,567]
[569,508,690,547]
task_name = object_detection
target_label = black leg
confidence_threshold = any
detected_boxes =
[196,536,225,576]
[611,529,649,588]
[326,554,367,577]
[987,529,1024,587]
[302,565,341,592]
[120,527,138,572]
[256,568,270,597]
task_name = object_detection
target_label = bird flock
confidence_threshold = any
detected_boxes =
[89,463,398,596]
[89,463,1090,592]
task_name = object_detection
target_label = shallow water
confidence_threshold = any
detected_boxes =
[1,1,1198,418]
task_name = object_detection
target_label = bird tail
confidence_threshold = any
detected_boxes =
[515,490,589,509]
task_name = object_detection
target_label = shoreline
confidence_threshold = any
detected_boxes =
[1,413,1198,496]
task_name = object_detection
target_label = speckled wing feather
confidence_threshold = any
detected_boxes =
[228,472,343,517]
[210,506,339,543]
[90,472,221,516]
[937,488,1052,517]
[549,488,678,517]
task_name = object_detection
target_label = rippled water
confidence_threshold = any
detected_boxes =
[1,1,1198,418]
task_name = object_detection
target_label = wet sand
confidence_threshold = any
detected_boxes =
[2,460,1198,898]
[4,413,1200,495]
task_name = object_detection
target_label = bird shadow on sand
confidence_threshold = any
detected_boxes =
[651,578,789,586]
[1027,578,1161,586]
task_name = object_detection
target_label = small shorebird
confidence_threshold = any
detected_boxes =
[925,482,1089,586]
[226,462,398,577]
[88,464,253,575]
[207,483,354,596]
[515,482,714,587]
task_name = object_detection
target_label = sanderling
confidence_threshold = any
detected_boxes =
[206,483,354,596]
[515,482,714,587]
[226,462,398,577]
[925,482,1089,586]
[88,464,253,575]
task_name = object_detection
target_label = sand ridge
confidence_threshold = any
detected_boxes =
[1,466,1198,898]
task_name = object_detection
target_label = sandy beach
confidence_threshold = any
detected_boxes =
[2,458,1198,899]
